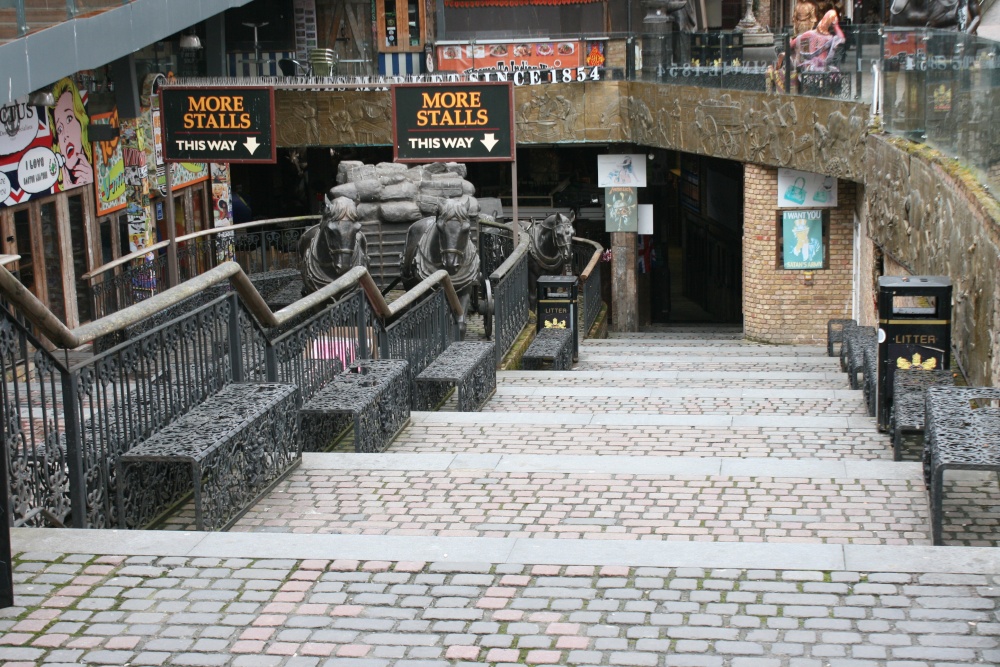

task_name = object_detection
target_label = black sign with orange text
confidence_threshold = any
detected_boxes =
[160,87,276,163]
[392,82,514,162]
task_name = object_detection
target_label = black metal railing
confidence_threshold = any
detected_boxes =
[262,290,373,404]
[85,217,319,322]
[489,228,531,368]
[573,238,603,336]
[379,288,456,399]
[0,260,465,532]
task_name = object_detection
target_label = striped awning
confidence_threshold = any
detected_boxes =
[445,0,602,6]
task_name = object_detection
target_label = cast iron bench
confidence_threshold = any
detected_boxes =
[842,325,875,390]
[862,342,878,417]
[890,368,956,461]
[522,327,574,371]
[838,320,856,373]
[827,318,855,357]
[923,385,1000,545]
[298,359,410,453]
[116,382,300,531]
[414,341,497,412]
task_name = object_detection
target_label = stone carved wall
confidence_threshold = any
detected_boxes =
[623,83,869,181]
[865,135,1000,386]
[275,90,392,147]
[274,83,869,181]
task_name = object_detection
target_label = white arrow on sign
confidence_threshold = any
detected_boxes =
[480,133,499,152]
[244,137,260,155]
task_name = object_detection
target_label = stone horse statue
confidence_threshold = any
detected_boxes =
[298,196,370,294]
[399,195,482,337]
[527,212,576,307]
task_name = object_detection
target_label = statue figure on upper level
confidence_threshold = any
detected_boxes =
[792,0,819,35]
[643,0,698,32]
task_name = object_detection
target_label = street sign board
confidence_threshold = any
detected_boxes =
[159,87,276,163]
[392,82,515,163]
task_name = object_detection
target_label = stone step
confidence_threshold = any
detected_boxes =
[390,418,892,459]
[581,341,829,356]
[407,410,877,430]
[576,353,841,370]
[483,387,867,416]
[211,452,1000,547]
[498,369,852,389]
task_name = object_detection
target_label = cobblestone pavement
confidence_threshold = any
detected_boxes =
[498,372,853,389]
[575,357,843,373]
[6,327,1000,666]
[482,392,869,416]
[389,423,891,459]
[234,469,930,544]
[3,553,1000,666]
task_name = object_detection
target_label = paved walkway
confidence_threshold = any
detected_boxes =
[5,327,1000,666]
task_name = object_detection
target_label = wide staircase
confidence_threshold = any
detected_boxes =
[7,326,1000,665]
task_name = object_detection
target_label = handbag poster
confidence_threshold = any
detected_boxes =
[777,168,837,208]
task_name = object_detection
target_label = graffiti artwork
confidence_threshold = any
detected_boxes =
[0,78,94,208]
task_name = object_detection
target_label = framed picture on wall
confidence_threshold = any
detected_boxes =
[779,209,827,270]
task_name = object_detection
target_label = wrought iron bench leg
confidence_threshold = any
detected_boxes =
[931,465,945,546]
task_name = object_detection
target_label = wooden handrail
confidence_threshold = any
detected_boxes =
[0,261,464,350]
[81,215,321,282]
[574,237,602,281]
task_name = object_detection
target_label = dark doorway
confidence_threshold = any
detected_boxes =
[643,151,743,325]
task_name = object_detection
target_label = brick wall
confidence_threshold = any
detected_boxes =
[743,164,854,343]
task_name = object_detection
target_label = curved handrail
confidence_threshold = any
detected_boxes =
[573,237,602,281]
[0,254,21,267]
[81,215,321,281]
[0,261,463,350]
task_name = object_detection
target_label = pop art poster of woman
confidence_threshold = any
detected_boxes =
[49,77,94,190]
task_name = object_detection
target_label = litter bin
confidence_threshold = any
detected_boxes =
[876,276,952,431]
[536,275,578,362]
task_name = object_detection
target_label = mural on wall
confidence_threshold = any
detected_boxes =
[0,78,94,208]
[211,163,233,227]
[139,73,208,196]
[120,116,157,299]
[435,40,585,73]
[92,109,126,216]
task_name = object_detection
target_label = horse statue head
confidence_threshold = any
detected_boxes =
[298,195,369,294]
[527,211,576,307]
[434,196,475,275]
[399,195,482,338]
[529,211,576,272]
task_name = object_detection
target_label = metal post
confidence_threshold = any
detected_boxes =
[855,26,862,100]
[61,371,87,528]
[783,30,792,94]
[0,404,13,607]
[228,294,245,382]
[164,167,180,287]
[511,160,519,235]
[357,293,369,360]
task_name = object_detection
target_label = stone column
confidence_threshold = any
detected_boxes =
[611,232,638,332]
